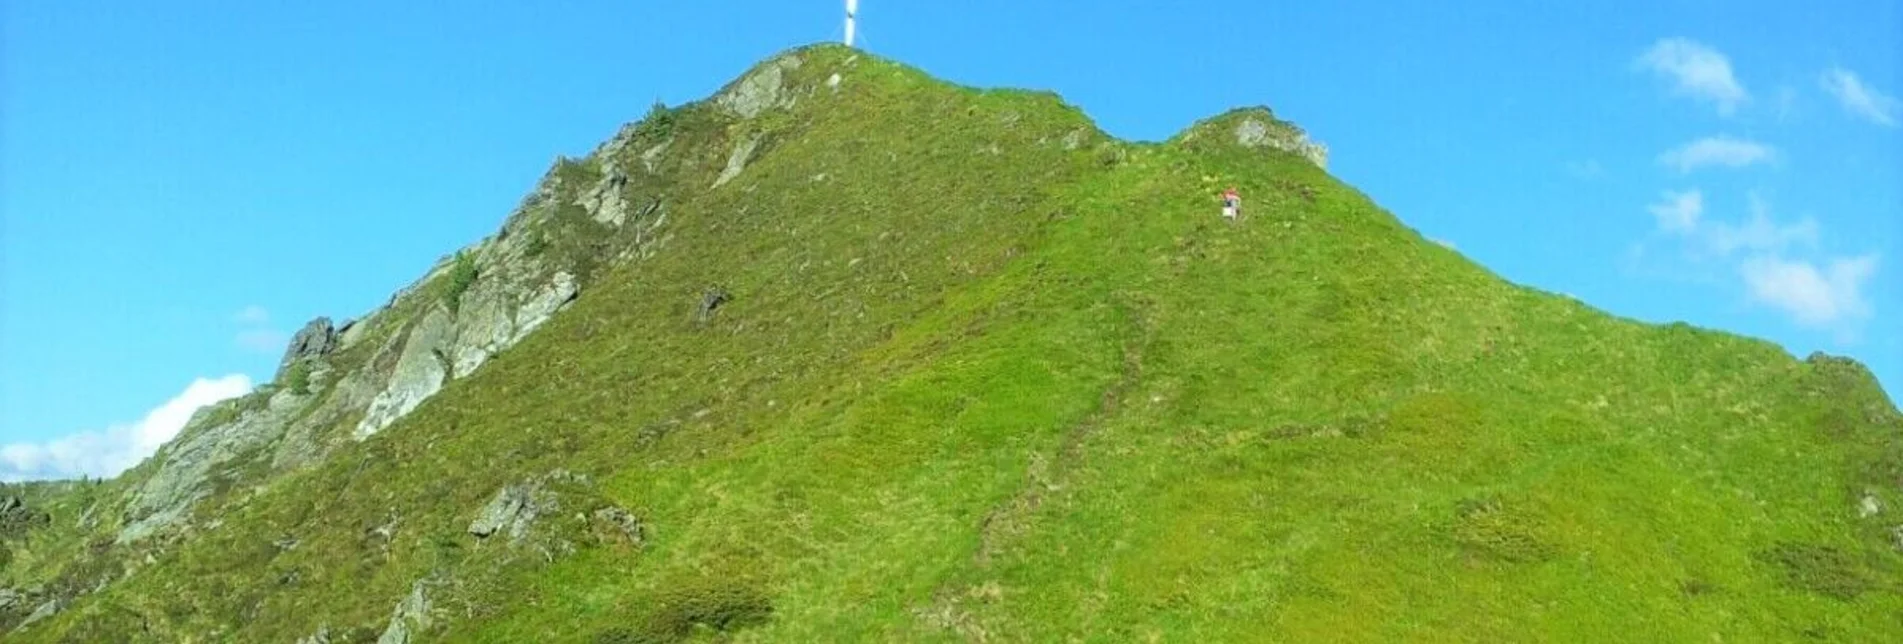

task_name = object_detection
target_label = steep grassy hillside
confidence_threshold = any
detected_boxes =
[8,44,1901,642]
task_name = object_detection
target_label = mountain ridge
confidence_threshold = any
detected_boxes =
[1,42,1898,642]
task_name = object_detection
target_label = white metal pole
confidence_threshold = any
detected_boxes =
[845,0,858,47]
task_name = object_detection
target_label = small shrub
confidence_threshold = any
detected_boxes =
[1451,496,1555,563]
[637,577,773,641]
[1755,542,1877,600]
[283,359,313,395]
[444,251,480,312]
[523,232,550,258]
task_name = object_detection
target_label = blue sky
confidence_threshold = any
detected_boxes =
[3,1,1897,481]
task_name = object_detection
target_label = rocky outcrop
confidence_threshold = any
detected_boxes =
[697,287,731,324]
[11,598,60,633]
[277,317,338,379]
[355,308,453,439]
[376,579,434,644]
[468,483,558,544]
[117,387,312,543]
[1232,116,1328,169]
[717,53,803,119]
[296,625,333,644]
[1174,107,1329,170]
[712,135,761,189]
[592,507,643,545]
[0,495,49,538]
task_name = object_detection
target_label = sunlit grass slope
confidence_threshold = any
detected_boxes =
[22,44,1902,643]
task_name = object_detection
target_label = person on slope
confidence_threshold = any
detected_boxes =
[1221,187,1242,222]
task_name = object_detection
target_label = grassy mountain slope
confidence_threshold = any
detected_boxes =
[12,44,1903,642]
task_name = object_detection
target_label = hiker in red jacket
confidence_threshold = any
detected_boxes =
[1221,187,1242,222]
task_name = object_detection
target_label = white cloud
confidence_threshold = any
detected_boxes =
[1657,136,1776,173]
[1739,254,1879,327]
[0,375,254,482]
[234,305,271,325]
[1648,189,1704,233]
[1703,194,1818,255]
[1636,38,1749,115]
[1640,190,1881,333]
[1819,66,1898,127]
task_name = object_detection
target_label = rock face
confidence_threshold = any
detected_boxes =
[0,587,21,612]
[469,482,559,544]
[712,135,762,189]
[277,317,338,379]
[376,579,433,644]
[592,507,643,545]
[0,496,49,538]
[117,388,311,543]
[717,52,803,118]
[1175,107,1329,170]
[356,308,454,439]
[12,598,60,633]
[1232,116,1328,169]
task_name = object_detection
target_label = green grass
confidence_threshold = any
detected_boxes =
[11,43,1903,642]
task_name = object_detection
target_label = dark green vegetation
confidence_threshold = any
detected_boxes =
[5,44,1901,642]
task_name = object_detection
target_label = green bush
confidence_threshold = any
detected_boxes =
[444,251,479,312]
[283,359,313,395]
[1755,543,1879,600]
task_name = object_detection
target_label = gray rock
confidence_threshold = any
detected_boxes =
[336,317,369,350]
[277,317,337,379]
[0,495,48,537]
[717,54,802,119]
[356,307,454,438]
[512,272,580,342]
[469,483,557,543]
[580,170,632,226]
[593,507,643,545]
[697,287,731,324]
[1860,493,1882,518]
[712,135,761,189]
[640,140,672,174]
[13,598,60,632]
[376,579,433,644]
[296,625,332,644]
[449,270,581,379]
[1233,117,1329,169]
[0,587,20,611]
[118,388,308,543]
[1061,129,1088,150]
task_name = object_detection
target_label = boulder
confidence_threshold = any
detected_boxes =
[592,507,644,545]
[277,317,337,379]
[376,579,433,644]
[468,483,557,543]
[697,287,731,324]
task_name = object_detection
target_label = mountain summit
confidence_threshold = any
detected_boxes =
[3,44,1899,642]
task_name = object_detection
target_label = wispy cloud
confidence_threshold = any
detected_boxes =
[0,375,253,482]
[1739,254,1879,328]
[1647,189,1703,233]
[233,305,284,355]
[1636,38,1749,115]
[234,305,271,325]
[1657,136,1776,173]
[1639,191,1877,331]
[1819,66,1898,127]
